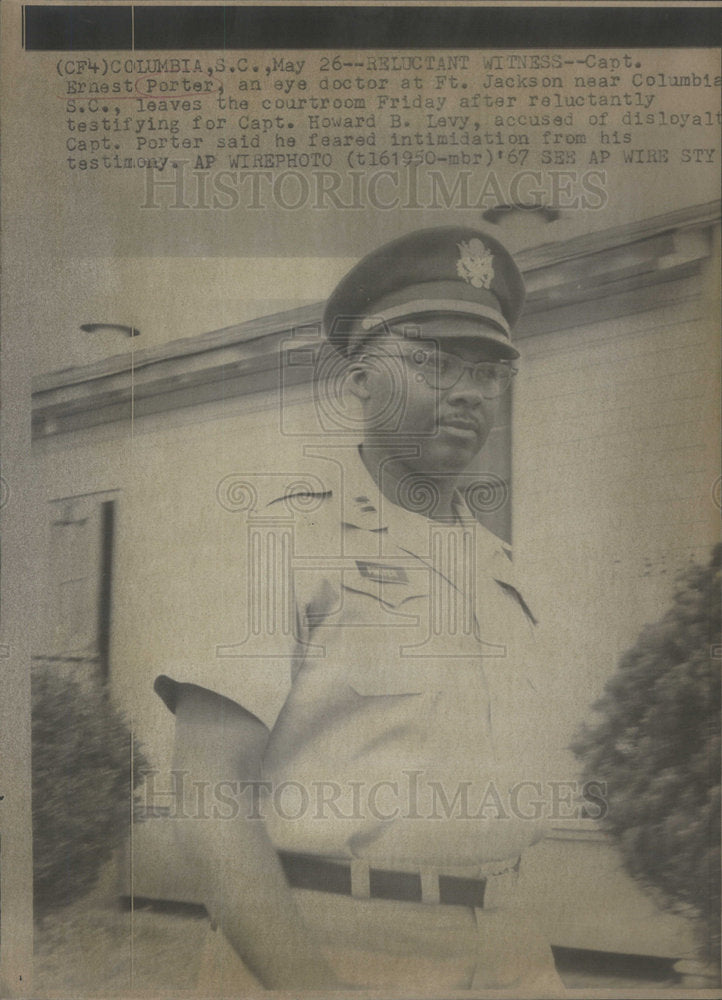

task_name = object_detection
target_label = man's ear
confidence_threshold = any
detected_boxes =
[345,357,372,401]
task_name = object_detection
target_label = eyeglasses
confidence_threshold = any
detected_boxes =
[366,342,518,398]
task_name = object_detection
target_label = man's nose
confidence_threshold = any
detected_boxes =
[446,366,485,404]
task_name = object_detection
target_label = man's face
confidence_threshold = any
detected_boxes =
[357,316,514,473]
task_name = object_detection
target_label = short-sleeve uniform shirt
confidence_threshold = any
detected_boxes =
[156,446,548,874]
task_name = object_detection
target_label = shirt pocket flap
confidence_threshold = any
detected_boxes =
[341,561,429,609]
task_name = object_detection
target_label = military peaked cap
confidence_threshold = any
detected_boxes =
[323,226,526,360]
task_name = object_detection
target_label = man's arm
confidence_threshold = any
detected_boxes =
[172,682,340,990]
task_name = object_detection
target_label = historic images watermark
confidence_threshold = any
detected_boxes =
[137,769,608,824]
[141,163,609,212]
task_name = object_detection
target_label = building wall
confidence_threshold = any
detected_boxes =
[34,391,315,761]
[507,256,719,955]
[514,263,720,765]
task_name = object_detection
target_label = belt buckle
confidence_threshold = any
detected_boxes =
[420,868,441,905]
[350,859,371,899]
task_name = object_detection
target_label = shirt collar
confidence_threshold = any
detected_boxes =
[338,445,516,573]
[340,444,474,541]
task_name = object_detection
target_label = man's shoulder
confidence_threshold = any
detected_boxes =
[261,483,344,542]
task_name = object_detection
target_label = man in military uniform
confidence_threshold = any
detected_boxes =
[154,228,563,993]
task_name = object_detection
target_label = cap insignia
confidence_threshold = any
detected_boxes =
[456,238,495,289]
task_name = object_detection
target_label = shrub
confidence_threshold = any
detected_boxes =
[32,664,147,922]
[572,544,721,961]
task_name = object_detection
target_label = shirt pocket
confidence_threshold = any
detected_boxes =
[344,651,446,698]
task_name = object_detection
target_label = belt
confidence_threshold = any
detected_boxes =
[278,851,499,908]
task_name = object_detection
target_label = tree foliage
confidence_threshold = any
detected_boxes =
[572,545,721,959]
[32,664,148,922]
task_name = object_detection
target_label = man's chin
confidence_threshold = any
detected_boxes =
[427,438,485,472]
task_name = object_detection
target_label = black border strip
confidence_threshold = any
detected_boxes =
[23,5,722,51]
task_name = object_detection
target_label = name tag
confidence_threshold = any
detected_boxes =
[356,561,409,585]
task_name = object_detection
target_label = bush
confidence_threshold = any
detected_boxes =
[572,545,721,961]
[32,664,147,922]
